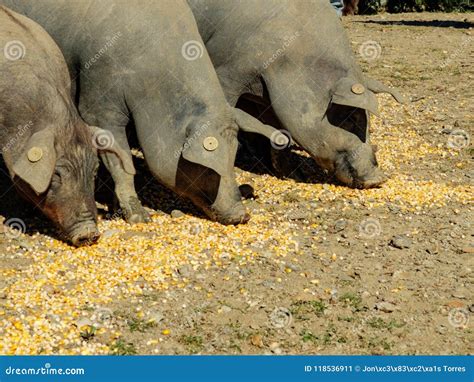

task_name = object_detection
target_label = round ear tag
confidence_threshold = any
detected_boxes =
[203,136,218,151]
[351,83,365,95]
[27,147,43,162]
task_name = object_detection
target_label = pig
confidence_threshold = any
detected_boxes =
[1,0,284,225]
[0,5,132,246]
[342,0,360,15]
[188,0,406,188]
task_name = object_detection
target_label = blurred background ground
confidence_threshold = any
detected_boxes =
[0,11,472,355]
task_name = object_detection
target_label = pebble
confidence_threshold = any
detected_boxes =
[390,235,412,249]
[171,210,185,218]
[221,305,232,313]
[177,265,192,278]
[375,301,397,313]
[251,334,264,348]
[95,307,113,322]
[147,310,164,324]
[286,263,302,272]
[331,219,347,233]
[102,229,120,238]
[75,317,93,328]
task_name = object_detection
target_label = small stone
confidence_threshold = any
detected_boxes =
[147,310,164,324]
[251,334,264,348]
[75,317,93,329]
[171,210,185,218]
[375,301,397,313]
[102,229,120,238]
[330,219,347,233]
[286,263,301,272]
[221,305,232,313]
[451,291,466,299]
[272,347,283,355]
[441,126,453,134]
[177,265,192,277]
[269,342,280,350]
[432,114,447,122]
[461,246,474,254]
[390,235,412,249]
[95,307,113,322]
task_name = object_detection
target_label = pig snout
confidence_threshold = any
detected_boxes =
[69,223,100,247]
[64,208,100,247]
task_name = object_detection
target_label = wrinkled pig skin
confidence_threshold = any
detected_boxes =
[2,0,285,225]
[0,6,131,245]
[189,0,405,188]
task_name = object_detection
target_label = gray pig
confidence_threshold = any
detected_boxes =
[2,0,282,224]
[0,6,132,246]
[189,0,406,188]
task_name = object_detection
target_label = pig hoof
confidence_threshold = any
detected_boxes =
[121,198,151,223]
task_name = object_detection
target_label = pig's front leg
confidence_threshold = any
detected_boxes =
[100,144,151,224]
[79,104,151,224]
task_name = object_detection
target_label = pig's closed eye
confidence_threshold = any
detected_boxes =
[50,170,63,188]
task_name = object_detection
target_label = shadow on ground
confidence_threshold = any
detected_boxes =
[359,19,474,29]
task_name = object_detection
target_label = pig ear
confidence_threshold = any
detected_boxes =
[87,126,136,175]
[12,128,56,195]
[233,108,290,146]
[181,124,228,177]
[330,77,380,116]
[366,78,407,104]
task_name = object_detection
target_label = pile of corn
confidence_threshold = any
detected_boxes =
[0,95,472,354]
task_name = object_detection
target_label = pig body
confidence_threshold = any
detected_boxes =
[188,0,405,188]
[0,6,130,245]
[1,0,283,225]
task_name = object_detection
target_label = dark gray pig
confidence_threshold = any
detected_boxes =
[0,6,132,246]
[2,0,281,224]
[189,0,406,188]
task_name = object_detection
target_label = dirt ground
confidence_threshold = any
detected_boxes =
[0,12,473,355]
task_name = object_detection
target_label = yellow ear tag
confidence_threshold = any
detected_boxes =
[27,147,43,162]
[203,136,218,151]
[351,83,365,95]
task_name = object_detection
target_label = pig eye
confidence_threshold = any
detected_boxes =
[50,169,63,188]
